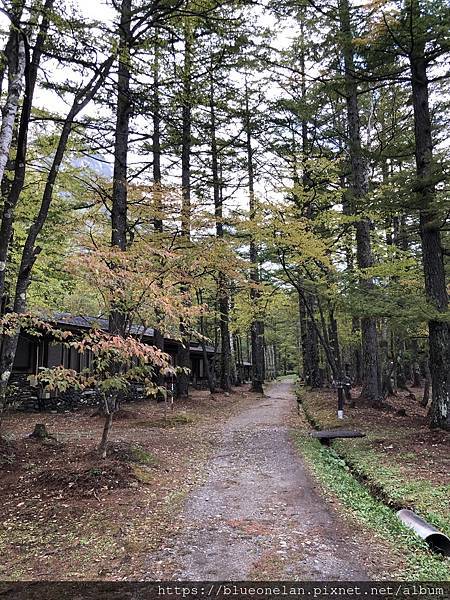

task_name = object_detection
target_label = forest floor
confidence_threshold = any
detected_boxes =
[0,380,448,580]
[300,385,450,539]
[0,387,257,580]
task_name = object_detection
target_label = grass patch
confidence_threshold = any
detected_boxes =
[300,389,450,541]
[293,432,450,580]
[132,464,157,484]
[333,440,450,537]
[127,445,158,466]
[136,412,195,428]
[109,441,159,466]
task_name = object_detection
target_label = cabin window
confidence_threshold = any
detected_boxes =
[61,346,81,372]
[69,347,81,372]
[47,343,63,368]
[13,336,34,371]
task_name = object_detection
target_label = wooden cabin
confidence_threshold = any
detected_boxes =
[8,313,216,410]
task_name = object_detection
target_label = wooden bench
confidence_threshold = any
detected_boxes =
[310,429,365,446]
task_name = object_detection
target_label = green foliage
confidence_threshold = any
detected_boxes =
[333,442,450,538]
[294,434,450,580]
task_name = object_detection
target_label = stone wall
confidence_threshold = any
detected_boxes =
[6,376,148,412]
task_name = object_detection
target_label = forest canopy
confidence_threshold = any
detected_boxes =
[0,0,449,436]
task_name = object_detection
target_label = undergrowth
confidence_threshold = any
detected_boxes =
[293,433,450,580]
[300,389,450,540]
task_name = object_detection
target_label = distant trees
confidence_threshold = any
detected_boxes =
[0,0,448,430]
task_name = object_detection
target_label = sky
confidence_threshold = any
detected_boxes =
[0,0,303,212]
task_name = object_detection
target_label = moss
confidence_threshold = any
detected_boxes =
[132,465,156,484]
[136,412,195,428]
[128,445,158,466]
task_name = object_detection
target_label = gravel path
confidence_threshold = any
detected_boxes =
[146,380,387,580]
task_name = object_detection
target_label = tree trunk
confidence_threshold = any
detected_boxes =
[103,0,132,456]
[0,32,25,185]
[201,340,215,394]
[410,338,422,388]
[297,15,321,387]
[152,37,163,233]
[99,408,114,459]
[197,289,216,394]
[421,359,431,408]
[177,22,193,398]
[244,84,264,394]
[210,72,232,392]
[0,0,54,304]
[109,0,131,338]
[307,297,322,387]
[234,334,243,385]
[338,0,381,405]
[219,284,232,391]
[408,2,449,429]
[151,41,165,393]
[352,318,363,385]
[328,304,342,377]
[342,180,362,387]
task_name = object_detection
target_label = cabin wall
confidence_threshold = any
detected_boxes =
[9,331,215,410]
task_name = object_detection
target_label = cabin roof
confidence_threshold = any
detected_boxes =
[53,312,155,338]
[52,313,216,354]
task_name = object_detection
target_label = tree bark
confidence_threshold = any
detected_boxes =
[338,0,381,404]
[151,39,165,393]
[0,0,54,305]
[109,0,132,338]
[152,37,163,232]
[307,297,322,386]
[100,0,133,456]
[297,12,322,388]
[408,0,449,429]
[99,404,114,459]
[0,30,25,185]
[210,73,232,392]
[234,333,242,385]
[244,84,264,394]
[177,22,193,398]
[298,294,322,386]
[298,292,310,383]
[421,358,431,408]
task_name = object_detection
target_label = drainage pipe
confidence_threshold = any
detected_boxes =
[397,509,450,556]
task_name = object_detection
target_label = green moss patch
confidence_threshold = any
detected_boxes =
[136,412,195,428]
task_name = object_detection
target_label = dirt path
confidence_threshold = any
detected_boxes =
[145,381,387,580]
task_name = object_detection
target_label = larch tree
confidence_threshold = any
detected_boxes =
[361,0,449,427]
[244,81,265,394]
[337,0,382,403]
[403,0,449,428]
